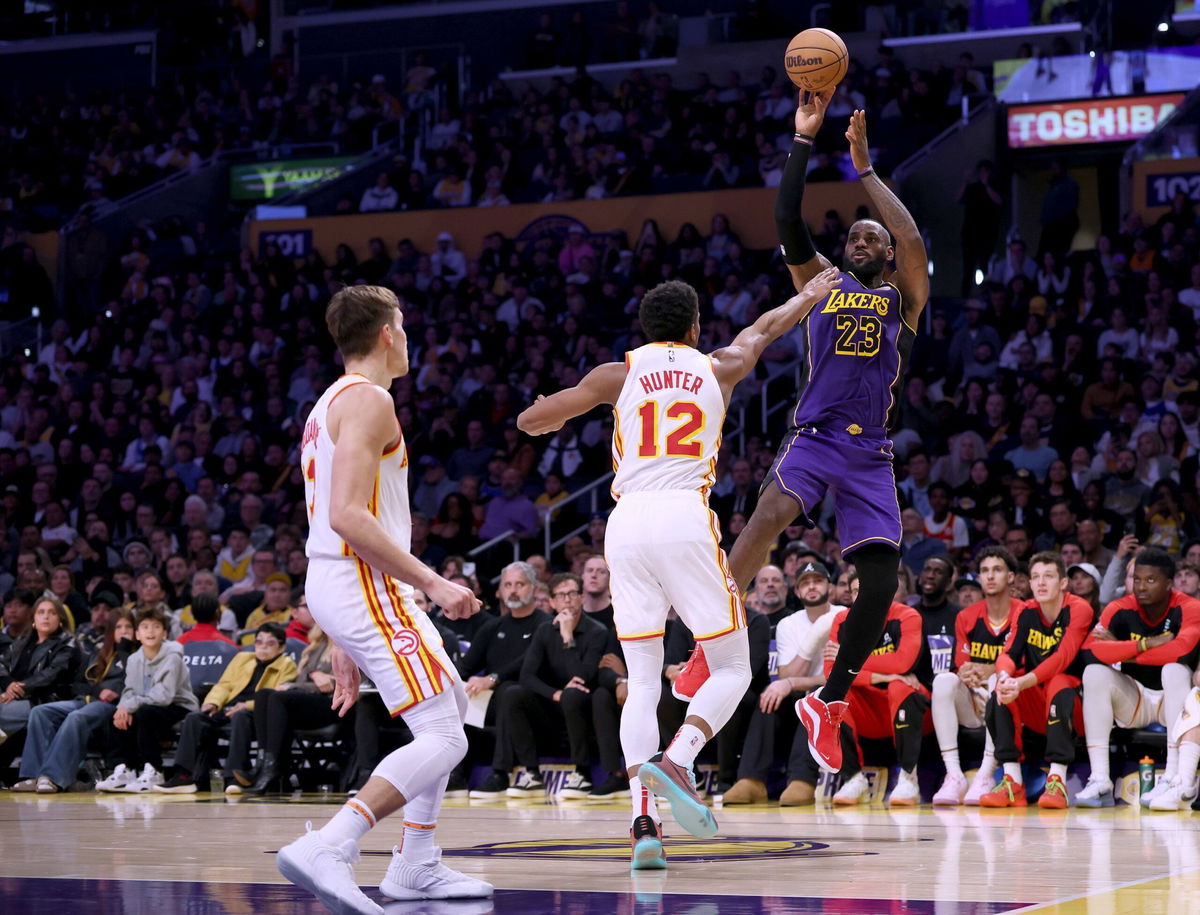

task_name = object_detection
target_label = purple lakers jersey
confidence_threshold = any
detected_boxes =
[791,271,914,433]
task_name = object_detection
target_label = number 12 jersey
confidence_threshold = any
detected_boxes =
[611,342,725,499]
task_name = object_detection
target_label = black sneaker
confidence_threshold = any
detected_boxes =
[506,767,545,797]
[469,771,509,799]
[153,773,197,794]
[589,773,631,800]
[444,771,469,799]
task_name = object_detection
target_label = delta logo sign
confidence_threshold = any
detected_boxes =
[1007,93,1184,148]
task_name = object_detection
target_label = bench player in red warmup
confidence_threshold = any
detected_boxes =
[980,552,1094,809]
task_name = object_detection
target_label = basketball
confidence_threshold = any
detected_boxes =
[784,28,849,92]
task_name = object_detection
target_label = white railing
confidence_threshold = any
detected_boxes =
[541,472,615,560]
[893,96,993,182]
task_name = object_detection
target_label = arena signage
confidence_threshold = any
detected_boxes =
[1006,93,1184,148]
[229,156,355,200]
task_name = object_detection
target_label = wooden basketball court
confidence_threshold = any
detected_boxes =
[3,790,1198,913]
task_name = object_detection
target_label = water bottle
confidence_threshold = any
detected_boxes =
[1138,756,1156,797]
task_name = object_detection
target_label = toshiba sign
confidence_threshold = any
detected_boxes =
[1007,93,1184,148]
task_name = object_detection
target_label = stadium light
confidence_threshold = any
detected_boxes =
[927,259,934,277]
[1157,21,1169,32]
[30,306,39,318]
[974,269,984,286]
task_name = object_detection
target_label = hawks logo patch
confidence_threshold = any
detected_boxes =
[390,628,421,656]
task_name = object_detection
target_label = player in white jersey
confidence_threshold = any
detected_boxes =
[518,269,840,869]
[277,285,489,915]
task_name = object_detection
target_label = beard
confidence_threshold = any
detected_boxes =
[842,252,887,282]
[503,597,528,611]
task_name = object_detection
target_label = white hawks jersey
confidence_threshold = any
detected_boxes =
[611,342,725,499]
[302,373,410,562]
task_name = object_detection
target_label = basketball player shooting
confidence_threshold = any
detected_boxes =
[518,267,841,868]
[726,93,929,775]
[278,286,489,914]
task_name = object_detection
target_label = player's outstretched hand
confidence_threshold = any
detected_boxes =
[330,643,361,717]
[430,576,483,620]
[800,266,842,304]
[845,109,871,173]
[794,88,834,138]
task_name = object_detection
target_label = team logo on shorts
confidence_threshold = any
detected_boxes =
[391,628,421,656]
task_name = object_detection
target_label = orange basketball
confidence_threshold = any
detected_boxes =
[784,28,849,92]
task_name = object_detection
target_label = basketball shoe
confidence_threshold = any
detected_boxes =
[380,846,493,900]
[96,764,136,792]
[637,753,717,839]
[671,645,710,701]
[963,768,996,806]
[887,770,920,807]
[276,822,383,915]
[932,772,968,806]
[796,691,848,773]
[630,815,667,870]
[1074,777,1114,808]
[832,772,870,805]
[1037,774,1068,809]
[979,775,1027,808]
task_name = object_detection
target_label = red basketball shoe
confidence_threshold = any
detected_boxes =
[795,691,848,774]
[671,644,710,701]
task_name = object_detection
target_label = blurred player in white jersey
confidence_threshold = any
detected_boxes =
[518,269,840,868]
[278,285,487,914]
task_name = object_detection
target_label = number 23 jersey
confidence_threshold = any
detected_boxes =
[611,342,725,499]
[791,271,914,434]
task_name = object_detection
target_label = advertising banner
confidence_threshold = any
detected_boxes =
[1006,93,1184,148]
[230,157,355,200]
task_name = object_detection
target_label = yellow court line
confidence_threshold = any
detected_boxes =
[1009,867,1200,914]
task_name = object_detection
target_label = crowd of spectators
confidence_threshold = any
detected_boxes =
[343,42,990,216]
[1,168,1199,792]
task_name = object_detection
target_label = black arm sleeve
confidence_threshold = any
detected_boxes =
[774,139,817,266]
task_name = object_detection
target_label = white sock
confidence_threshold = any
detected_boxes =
[319,798,376,846]
[400,821,436,863]
[400,773,446,864]
[941,749,962,780]
[629,775,659,824]
[977,754,996,779]
[1165,743,1180,781]
[1050,763,1068,780]
[1003,763,1023,784]
[664,724,707,769]
[1179,742,1200,792]
[1087,745,1110,785]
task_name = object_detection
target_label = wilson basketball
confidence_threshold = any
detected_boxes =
[784,28,849,92]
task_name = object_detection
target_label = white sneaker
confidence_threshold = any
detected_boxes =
[887,770,920,807]
[963,768,996,806]
[932,772,968,806]
[1140,775,1173,809]
[1074,777,1114,808]
[380,846,494,900]
[277,822,383,915]
[558,772,593,799]
[833,772,870,806]
[96,764,136,792]
[120,764,163,793]
[1149,776,1199,811]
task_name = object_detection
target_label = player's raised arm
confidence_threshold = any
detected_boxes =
[710,267,841,391]
[517,362,627,436]
[776,90,836,292]
[845,109,929,324]
[328,384,478,618]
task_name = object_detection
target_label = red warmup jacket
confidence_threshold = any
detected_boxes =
[827,602,923,687]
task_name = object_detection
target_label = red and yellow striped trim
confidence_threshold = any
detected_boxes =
[355,558,424,706]
[693,506,745,641]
